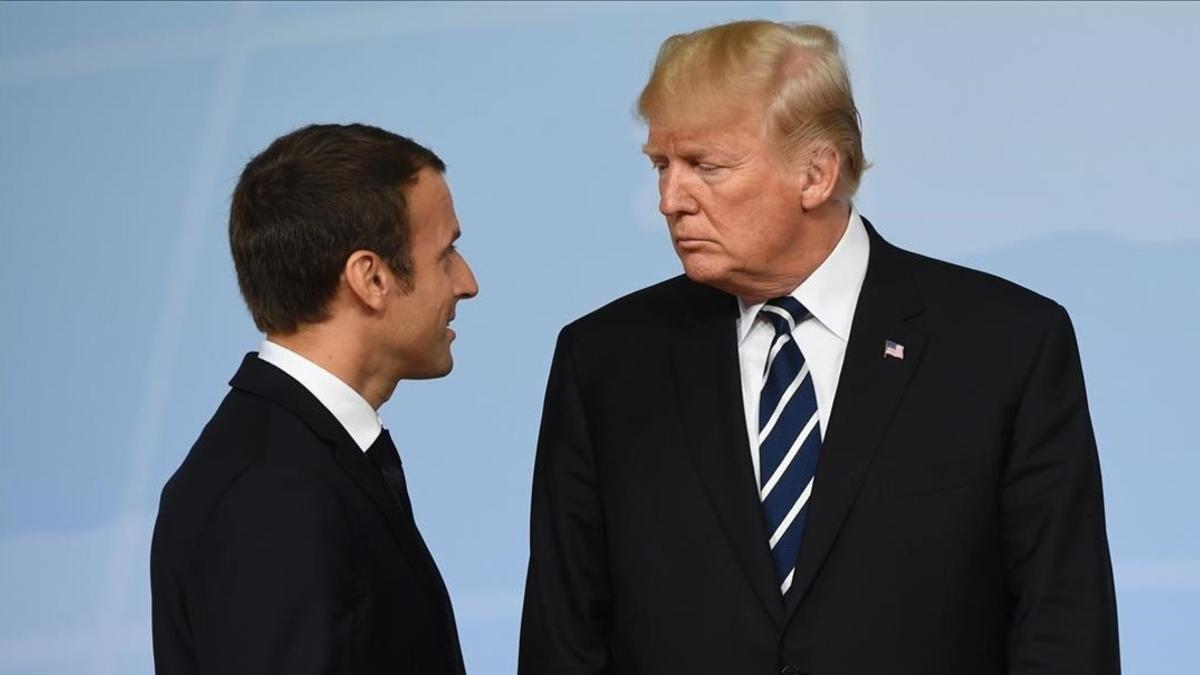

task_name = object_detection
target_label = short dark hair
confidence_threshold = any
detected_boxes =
[229,123,445,334]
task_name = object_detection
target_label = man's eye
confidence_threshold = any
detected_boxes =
[696,163,720,174]
[650,162,667,173]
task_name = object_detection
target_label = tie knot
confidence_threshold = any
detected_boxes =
[366,429,402,469]
[759,296,811,335]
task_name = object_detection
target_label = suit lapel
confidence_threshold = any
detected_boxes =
[669,281,785,626]
[229,355,415,554]
[783,224,927,620]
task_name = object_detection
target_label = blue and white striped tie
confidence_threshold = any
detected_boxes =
[757,297,823,595]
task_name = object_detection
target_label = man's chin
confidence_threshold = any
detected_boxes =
[428,359,454,379]
[405,355,454,381]
[680,259,736,293]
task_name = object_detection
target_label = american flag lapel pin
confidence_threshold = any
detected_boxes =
[884,339,905,360]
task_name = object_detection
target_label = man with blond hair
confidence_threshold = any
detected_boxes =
[520,20,1119,675]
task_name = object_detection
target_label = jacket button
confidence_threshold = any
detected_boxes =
[780,667,803,675]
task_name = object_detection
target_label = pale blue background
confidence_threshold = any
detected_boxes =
[2,2,1198,673]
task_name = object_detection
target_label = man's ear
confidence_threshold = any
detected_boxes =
[342,250,389,311]
[798,144,841,211]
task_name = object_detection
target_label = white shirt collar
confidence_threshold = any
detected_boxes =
[256,339,383,452]
[737,207,870,344]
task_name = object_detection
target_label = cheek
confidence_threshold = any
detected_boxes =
[424,273,454,322]
[400,288,439,335]
[705,177,764,227]
[708,198,770,253]
[710,208,799,274]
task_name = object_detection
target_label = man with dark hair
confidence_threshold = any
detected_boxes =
[151,123,477,674]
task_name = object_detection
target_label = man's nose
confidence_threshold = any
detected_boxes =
[456,257,479,300]
[658,169,698,218]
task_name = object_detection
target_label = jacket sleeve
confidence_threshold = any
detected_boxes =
[193,463,359,675]
[1002,304,1120,673]
[519,327,612,674]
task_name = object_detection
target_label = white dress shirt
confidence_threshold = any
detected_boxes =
[257,339,383,452]
[737,209,870,481]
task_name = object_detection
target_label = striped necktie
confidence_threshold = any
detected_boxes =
[757,296,823,594]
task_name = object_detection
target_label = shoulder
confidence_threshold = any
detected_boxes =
[154,389,345,563]
[551,275,719,363]
[569,275,699,328]
[889,242,1067,330]
[562,274,725,338]
[161,389,331,498]
[877,240,1078,387]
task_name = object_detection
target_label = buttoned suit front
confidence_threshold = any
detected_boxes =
[519,220,1119,675]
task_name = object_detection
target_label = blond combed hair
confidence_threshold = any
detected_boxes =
[638,20,868,197]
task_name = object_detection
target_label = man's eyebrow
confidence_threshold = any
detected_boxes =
[641,143,728,161]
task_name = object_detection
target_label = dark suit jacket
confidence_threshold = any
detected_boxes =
[151,354,465,675]
[519,222,1119,674]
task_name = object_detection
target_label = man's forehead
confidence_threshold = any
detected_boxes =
[408,168,453,211]
[406,169,460,240]
[642,115,761,156]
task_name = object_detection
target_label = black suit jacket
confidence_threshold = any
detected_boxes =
[151,355,466,675]
[519,222,1119,674]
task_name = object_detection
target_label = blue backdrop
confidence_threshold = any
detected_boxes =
[2,2,1197,673]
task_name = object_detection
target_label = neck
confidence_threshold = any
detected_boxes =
[267,325,396,410]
